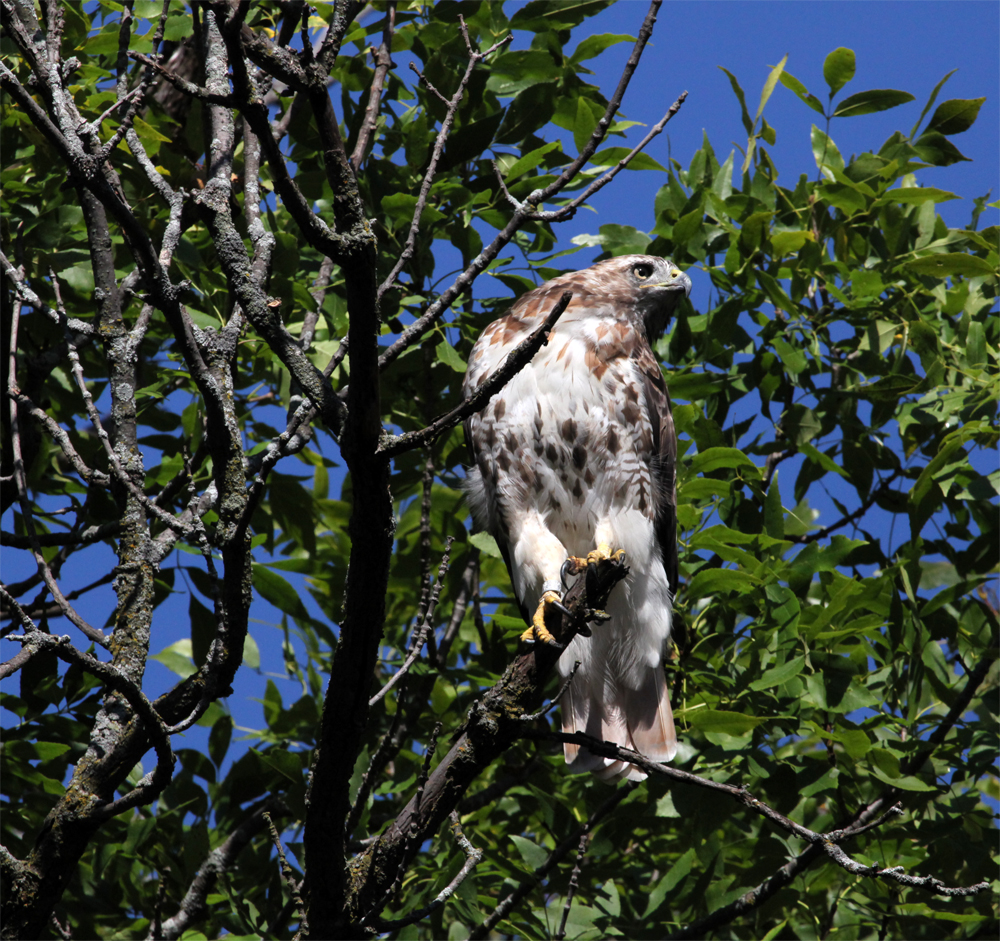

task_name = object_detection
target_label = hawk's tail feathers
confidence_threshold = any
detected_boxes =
[561,665,676,783]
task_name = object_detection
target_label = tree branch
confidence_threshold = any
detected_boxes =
[378,291,572,458]
[529,730,991,900]
[349,2,395,172]
[345,554,629,927]
[153,801,282,940]
[368,810,483,933]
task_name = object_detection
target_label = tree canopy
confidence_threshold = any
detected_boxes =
[1,2,997,940]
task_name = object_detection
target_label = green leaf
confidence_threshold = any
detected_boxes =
[912,130,972,166]
[687,709,765,734]
[800,442,848,478]
[823,47,856,97]
[252,563,311,620]
[811,125,844,175]
[840,729,871,759]
[643,848,697,918]
[503,141,562,182]
[966,321,986,367]
[485,50,562,97]
[719,67,753,135]
[749,655,806,691]
[755,54,788,126]
[834,89,916,118]
[130,115,171,143]
[909,68,957,138]
[687,568,761,598]
[469,532,502,558]
[764,472,783,538]
[590,147,666,172]
[151,639,196,679]
[570,33,634,65]
[772,336,807,375]
[889,187,960,205]
[435,339,467,372]
[925,97,986,136]
[510,834,549,871]
[905,253,996,278]
[771,230,812,256]
[687,447,759,476]
[778,70,825,116]
[33,742,71,760]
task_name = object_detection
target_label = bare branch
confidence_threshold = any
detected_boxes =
[789,469,904,544]
[378,291,572,458]
[360,722,444,926]
[530,730,991,899]
[515,91,689,224]
[5,630,175,820]
[368,810,483,932]
[263,811,308,937]
[350,2,395,172]
[126,51,234,105]
[555,831,589,941]
[377,0,666,369]
[369,538,454,707]
[153,802,281,940]
[8,388,109,485]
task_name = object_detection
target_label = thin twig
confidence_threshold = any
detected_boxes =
[789,469,903,544]
[369,538,454,707]
[5,630,174,820]
[361,722,444,925]
[529,730,990,899]
[8,388,109,485]
[377,0,666,369]
[369,810,483,932]
[376,18,512,300]
[263,811,308,935]
[378,290,572,457]
[469,781,640,940]
[126,51,234,104]
[555,832,590,941]
[519,660,581,721]
[515,91,689,223]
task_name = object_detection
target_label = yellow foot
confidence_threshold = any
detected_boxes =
[562,544,627,579]
[520,590,567,647]
[587,544,626,565]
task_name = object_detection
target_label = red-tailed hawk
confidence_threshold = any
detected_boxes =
[464,255,692,782]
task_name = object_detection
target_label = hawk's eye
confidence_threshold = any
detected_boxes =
[633,263,653,280]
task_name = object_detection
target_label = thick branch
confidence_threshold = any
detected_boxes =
[344,556,629,927]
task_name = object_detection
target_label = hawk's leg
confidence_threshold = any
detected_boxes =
[520,591,573,648]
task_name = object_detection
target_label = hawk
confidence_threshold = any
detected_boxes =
[463,255,692,781]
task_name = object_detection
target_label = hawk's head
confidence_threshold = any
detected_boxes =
[606,254,692,340]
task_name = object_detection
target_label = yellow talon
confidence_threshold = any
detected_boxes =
[520,590,564,646]
[586,544,625,565]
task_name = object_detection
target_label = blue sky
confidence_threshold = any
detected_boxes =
[3,1,998,785]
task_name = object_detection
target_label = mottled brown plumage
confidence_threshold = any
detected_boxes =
[464,255,691,781]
